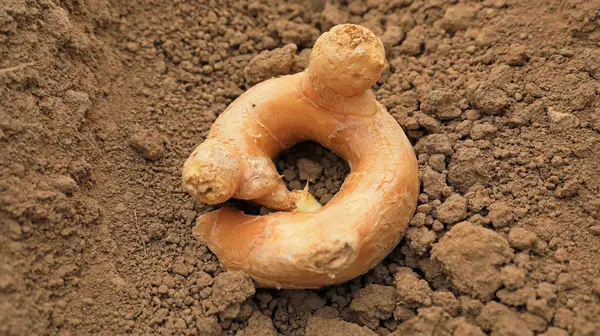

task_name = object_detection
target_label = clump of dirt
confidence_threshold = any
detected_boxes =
[1,0,600,335]
[277,141,349,206]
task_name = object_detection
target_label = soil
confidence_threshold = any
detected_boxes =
[1,0,600,335]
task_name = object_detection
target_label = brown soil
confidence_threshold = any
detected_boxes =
[1,0,600,335]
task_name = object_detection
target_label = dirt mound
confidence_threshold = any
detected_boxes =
[1,0,599,335]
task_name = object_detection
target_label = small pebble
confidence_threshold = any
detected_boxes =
[515,92,523,101]
[130,129,166,161]
[283,169,296,181]
[297,158,323,182]
[288,180,302,190]
[52,175,79,194]
[320,194,333,204]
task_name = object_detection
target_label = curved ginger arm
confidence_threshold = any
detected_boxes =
[182,24,420,289]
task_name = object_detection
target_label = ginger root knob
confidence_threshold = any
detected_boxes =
[182,139,241,204]
[308,24,386,97]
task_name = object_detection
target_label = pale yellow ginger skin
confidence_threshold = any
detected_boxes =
[182,24,420,289]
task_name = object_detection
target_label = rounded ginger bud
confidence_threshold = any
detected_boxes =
[182,140,241,204]
[308,24,386,97]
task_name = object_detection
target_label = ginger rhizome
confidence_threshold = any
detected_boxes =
[182,24,420,289]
